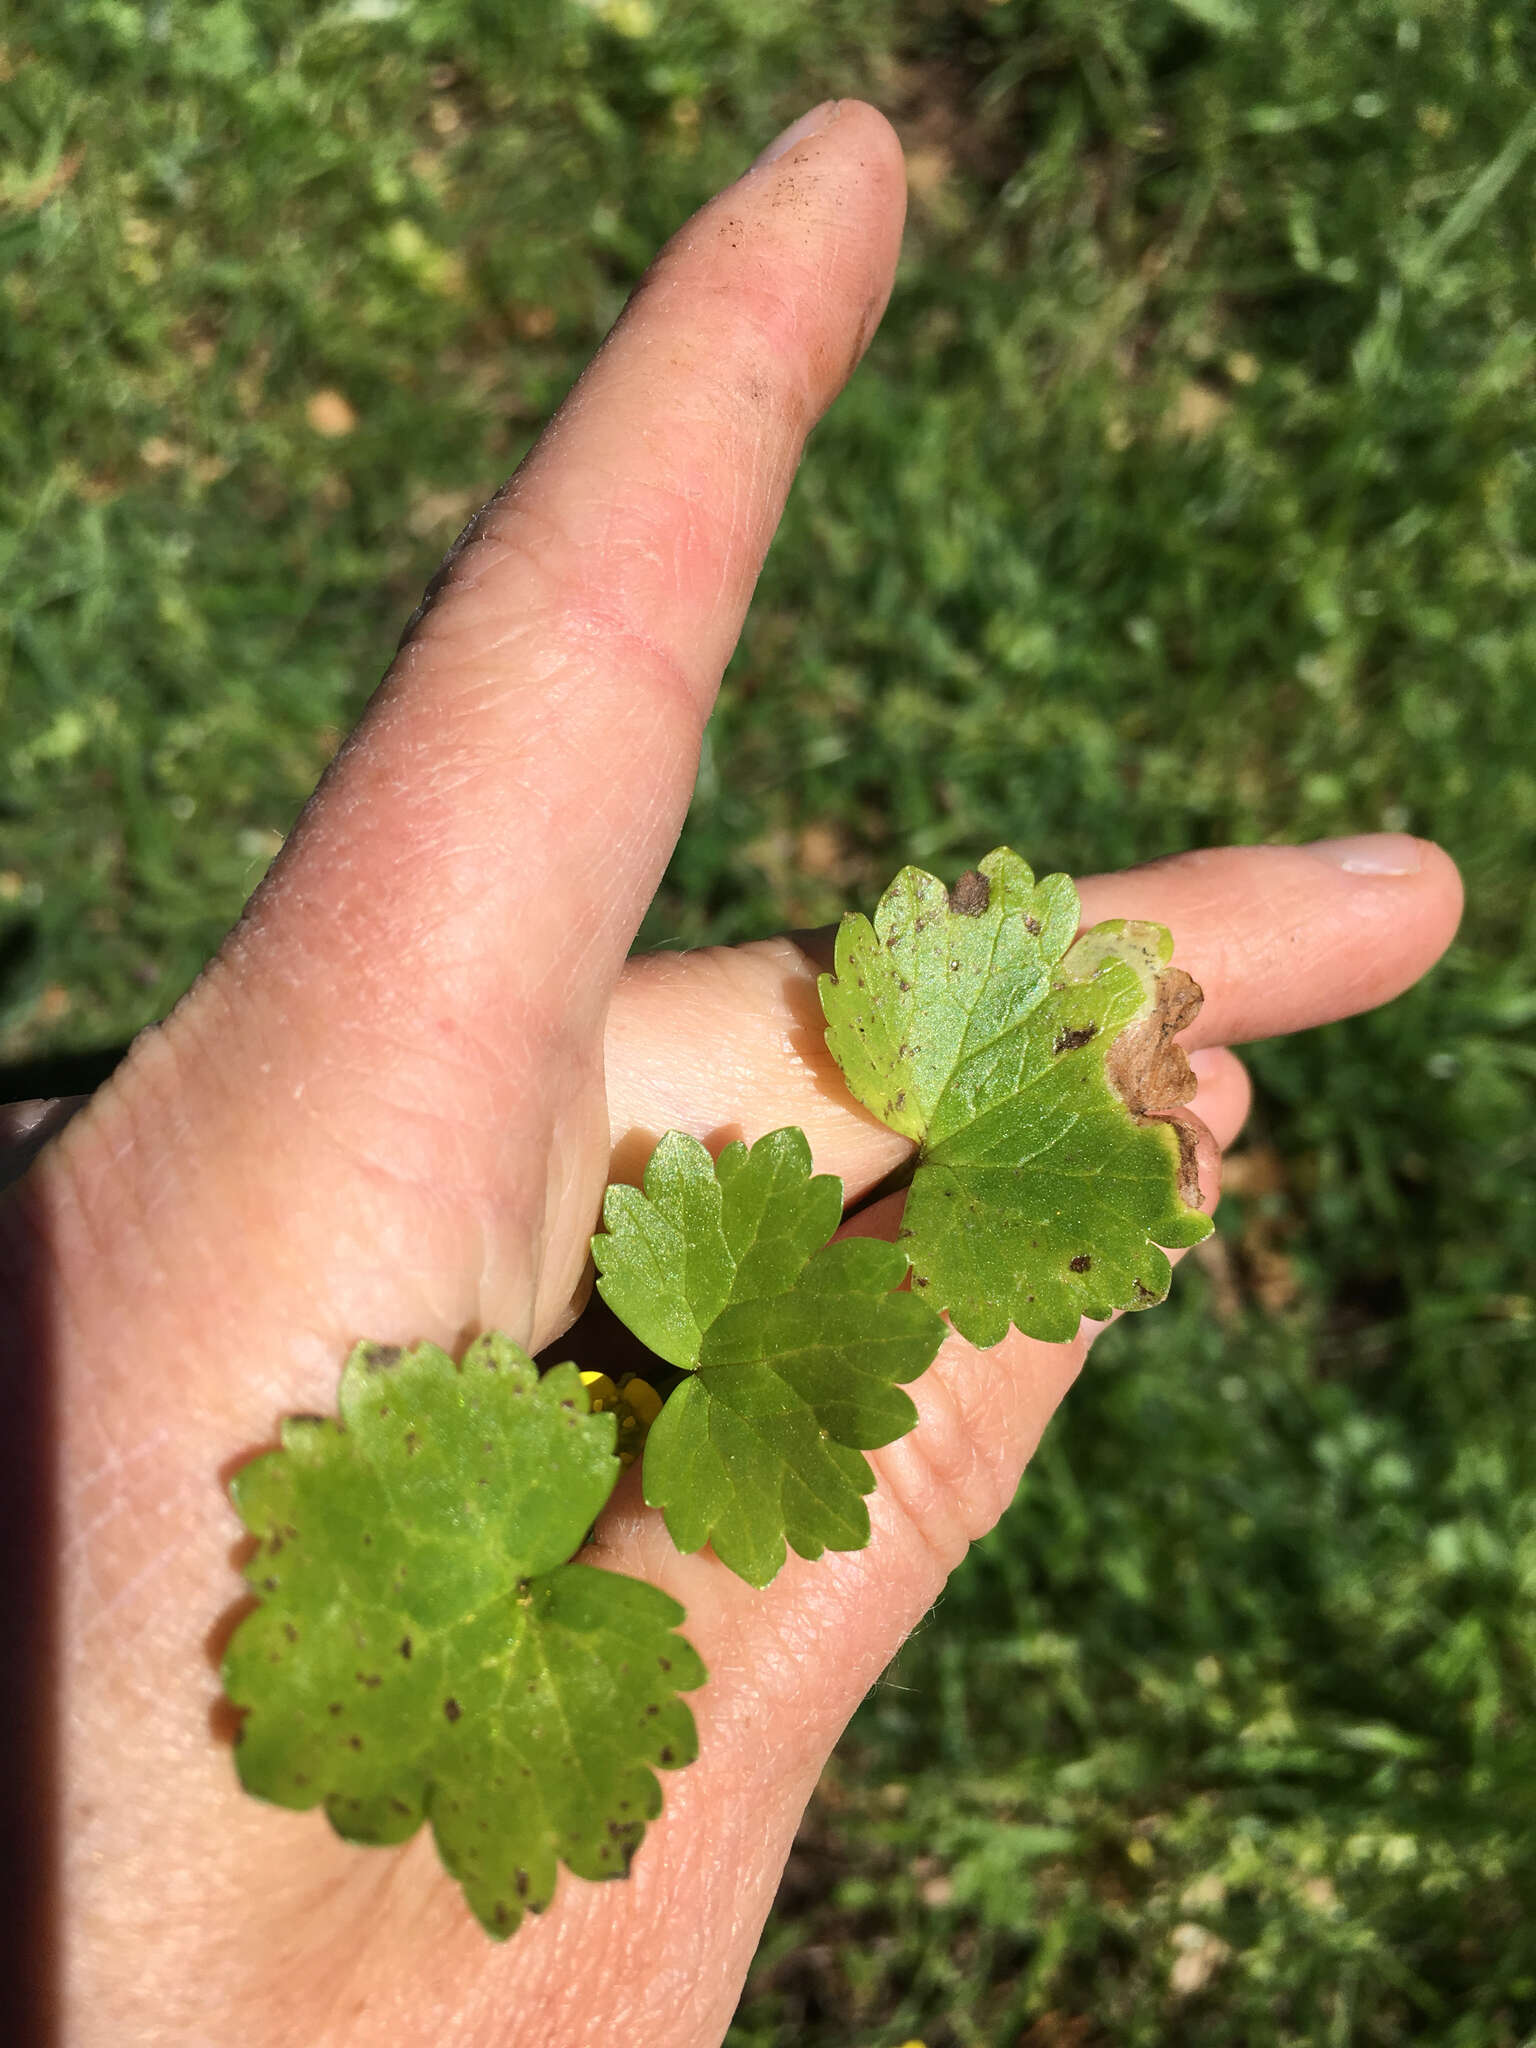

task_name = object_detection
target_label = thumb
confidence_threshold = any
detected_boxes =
[182,99,907,1207]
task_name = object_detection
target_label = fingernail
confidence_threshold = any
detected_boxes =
[1187,1047,1227,1085]
[1303,833,1423,876]
[750,100,839,171]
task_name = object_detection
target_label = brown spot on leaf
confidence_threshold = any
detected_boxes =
[948,868,991,915]
[1054,1024,1098,1055]
[1069,1254,1092,1273]
[1105,966,1202,1115]
[443,1697,461,1722]
[1103,965,1205,1204]
[1024,915,1042,936]
[363,1344,403,1373]
[1171,1119,1203,1209]
[399,1636,412,1659]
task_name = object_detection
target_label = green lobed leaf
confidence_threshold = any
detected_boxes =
[593,1128,947,1586]
[222,1333,705,1939]
[820,848,1214,1348]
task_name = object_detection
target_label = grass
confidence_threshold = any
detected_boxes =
[4,1,1535,2040]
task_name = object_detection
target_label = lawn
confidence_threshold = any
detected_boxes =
[4,2,1535,2041]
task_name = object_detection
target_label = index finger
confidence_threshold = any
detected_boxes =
[604,835,1464,1195]
[1075,836,1464,1049]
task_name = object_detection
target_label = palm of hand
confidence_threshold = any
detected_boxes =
[7,103,1461,2048]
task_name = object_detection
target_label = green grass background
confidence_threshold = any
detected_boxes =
[4,1,1535,2040]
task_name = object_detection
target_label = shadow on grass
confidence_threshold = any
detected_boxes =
[0,1043,127,2041]
[0,1154,60,2043]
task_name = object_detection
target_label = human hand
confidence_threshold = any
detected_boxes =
[4,101,1462,2046]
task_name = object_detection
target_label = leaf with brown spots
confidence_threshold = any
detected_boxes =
[820,849,1213,1347]
[222,1334,704,1938]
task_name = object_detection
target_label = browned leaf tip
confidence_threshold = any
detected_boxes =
[1104,966,1205,1207]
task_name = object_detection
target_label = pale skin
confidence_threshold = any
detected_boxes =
[1,102,1464,2045]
